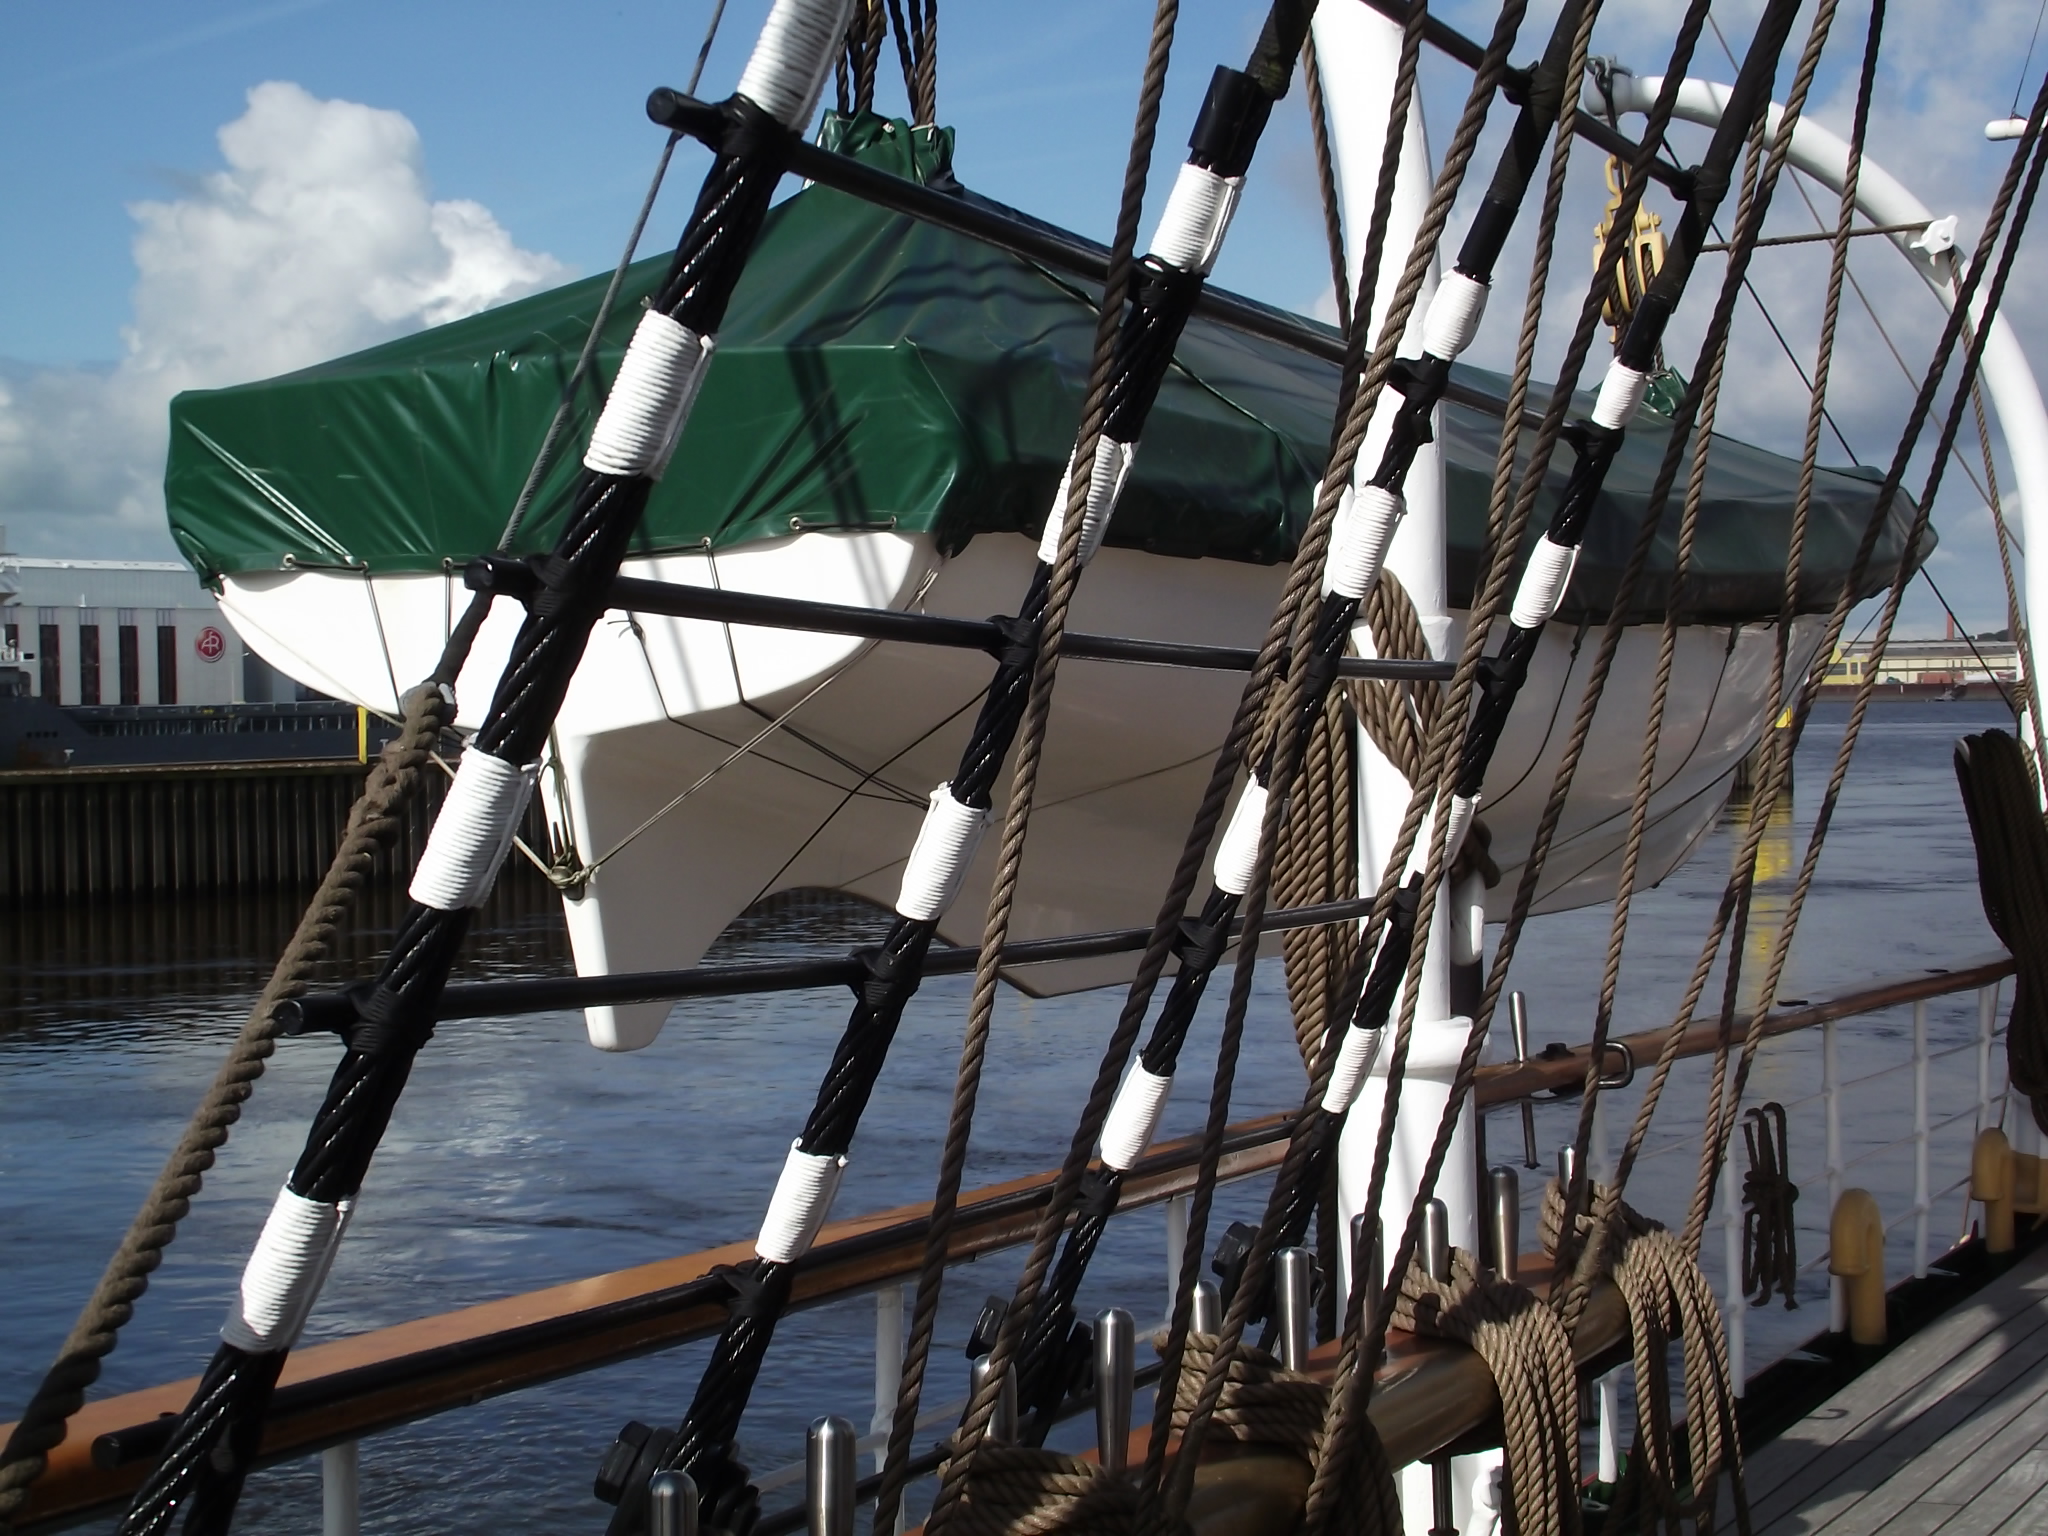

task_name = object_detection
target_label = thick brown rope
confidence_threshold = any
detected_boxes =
[1547,73,1793,1310]
[1393,1250,1581,1536]
[878,8,1180,1531]
[1155,0,1515,1513]
[1680,42,2048,1262]
[1172,4,1555,1523]
[1539,1185,1741,1536]
[1302,6,1714,1524]
[0,678,453,1524]
[933,1445,1151,1536]
[1169,1336,1401,1536]
[1302,31,1351,338]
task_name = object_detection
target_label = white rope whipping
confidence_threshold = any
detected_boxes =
[1148,162,1244,276]
[1421,271,1489,360]
[1590,360,1652,431]
[756,1139,849,1263]
[1508,535,1580,631]
[1099,1064,1175,1171]
[409,751,540,911]
[1323,484,1405,601]
[220,1187,355,1354]
[1212,780,1269,897]
[1442,793,1477,867]
[582,311,714,480]
[1321,1025,1385,1115]
[895,783,992,921]
[735,0,856,128]
[1037,436,1135,568]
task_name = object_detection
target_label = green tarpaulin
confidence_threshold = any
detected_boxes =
[165,112,1923,623]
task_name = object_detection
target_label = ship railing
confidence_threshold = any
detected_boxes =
[7,952,2019,1536]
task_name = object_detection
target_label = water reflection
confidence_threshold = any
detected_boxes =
[0,701,2017,1536]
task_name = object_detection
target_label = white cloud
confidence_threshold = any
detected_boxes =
[0,81,566,557]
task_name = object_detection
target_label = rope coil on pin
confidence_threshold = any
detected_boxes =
[1391,1247,1581,1536]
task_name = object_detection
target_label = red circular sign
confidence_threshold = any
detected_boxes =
[195,625,227,662]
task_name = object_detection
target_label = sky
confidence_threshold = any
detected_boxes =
[1,0,2043,637]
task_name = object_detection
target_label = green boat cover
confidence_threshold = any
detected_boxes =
[164,112,1924,624]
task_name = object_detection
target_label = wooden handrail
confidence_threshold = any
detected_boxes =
[6,1116,1294,1531]
[6,950,2013,1530]
[1473,951,2013,1106]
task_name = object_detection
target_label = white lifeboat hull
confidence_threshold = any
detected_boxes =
[219,529,1815,1049]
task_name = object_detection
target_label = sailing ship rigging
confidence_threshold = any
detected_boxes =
[6,3,2048,1536]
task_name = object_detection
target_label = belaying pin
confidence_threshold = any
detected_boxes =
[1487,1166,1521,1282]
[1191,1278,1223,1335]
[1422,1198,1452,1283]
[1350,1213,1384,1325]
[1509,992,1540,1168]
[1557,1142,1579,1194]
[649,1470,698,1536]
[1273,1248,1315,1370]
[969,1354,1019,1444]
[805,1417,856,1536]
[1430,1457,1459,1536]
[1093,1308,1135,1473]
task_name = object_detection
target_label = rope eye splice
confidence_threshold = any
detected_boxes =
[113,6,855,1536]
[592,7,1321,1531]
[1001,0,1610,1459]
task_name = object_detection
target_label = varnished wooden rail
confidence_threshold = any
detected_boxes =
[5,952,2013,1530]
[1472,951,2014,1106]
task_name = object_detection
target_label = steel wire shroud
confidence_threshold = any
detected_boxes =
[108,4,859,1534]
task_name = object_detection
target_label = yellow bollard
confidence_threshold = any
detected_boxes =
[1972,1128,2016,1254]
[1829,1188,1887,1346]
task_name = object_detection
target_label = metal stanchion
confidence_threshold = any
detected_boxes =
[1422,1197,1452,1284]
[969,1354,1019,1444]
[1422,1197,1458,1536]
[1192,1278,1223,1335]
[1487,1165,1521,1282]
[1350,1212,1383,1327]
[1094,1308,1134,1472]
[1274,1248,1315,1371]
[649,1469,699,1536]
[806,1418,855,1536]
[1510,992,1540,1168]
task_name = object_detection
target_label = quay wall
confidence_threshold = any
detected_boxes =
[0,759,549,904]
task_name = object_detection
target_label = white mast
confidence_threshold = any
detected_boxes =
[1311,7,1494,1532]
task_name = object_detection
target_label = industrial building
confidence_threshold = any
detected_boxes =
[0,542,305,705]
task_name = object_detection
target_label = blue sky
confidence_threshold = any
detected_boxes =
[2,0,2043,636]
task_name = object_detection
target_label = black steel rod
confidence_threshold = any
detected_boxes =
[645,90,1657,418]
[279,894,1383,1034]
[467,558,1454,683]
[1348,0,1692,192]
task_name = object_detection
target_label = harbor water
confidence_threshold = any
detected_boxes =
[0,700,2016,1533]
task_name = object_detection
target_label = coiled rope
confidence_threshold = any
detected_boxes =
[1740,1104,1799,1309]
[1392,1250,1580,1536]
[1168,1334,1402,1536]
[1539,1185,1739,1536]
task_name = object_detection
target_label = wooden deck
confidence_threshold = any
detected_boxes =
[1746,1244,2048,1536]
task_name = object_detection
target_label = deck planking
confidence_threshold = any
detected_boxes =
[1744,1244,2048,1536]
